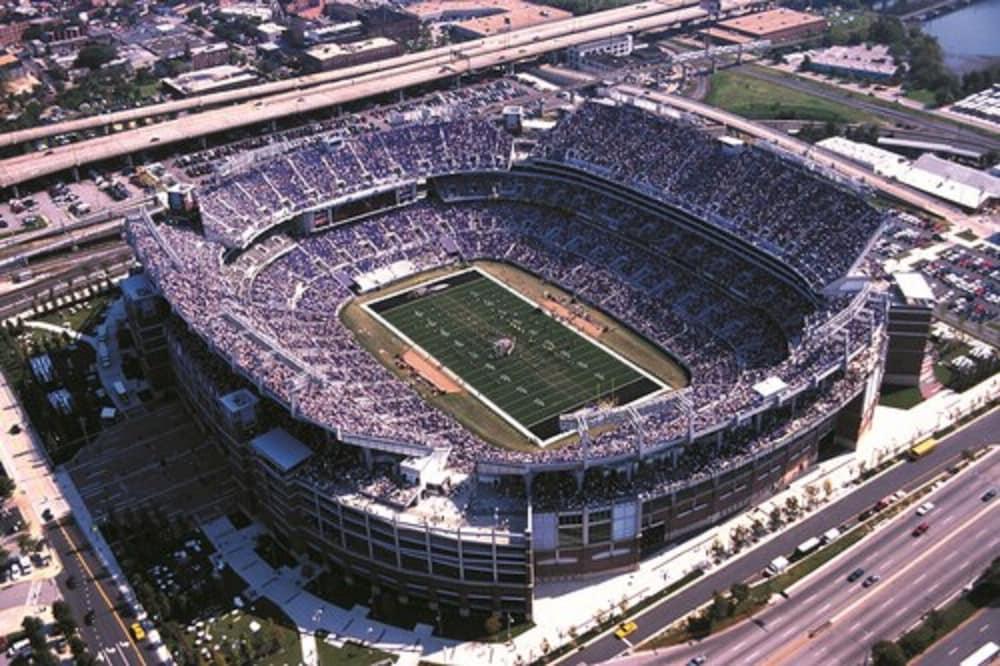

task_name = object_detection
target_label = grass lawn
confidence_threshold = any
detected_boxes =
[316,640,395,665]
[905,89,938,107]
[343,260,686,452]
[879,385,925,409]
[645,524,872,648]
[706,70,873,123]
[371,268,659,440]
[177,599,304,666]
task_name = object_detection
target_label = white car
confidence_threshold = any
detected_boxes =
[916,502,935,516]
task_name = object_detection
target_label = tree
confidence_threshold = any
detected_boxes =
[804,484,820,508]
[769,507,783,530]
[483,612,502,638]
[899,625,935,657]
[52,600,77,637]
[710,590,732,621]
[871,640,907,666]
[785,496,800,518]
[822,478,834,499]
[75,42,118,70]
[0,476,15,500]
[729,582,751,608]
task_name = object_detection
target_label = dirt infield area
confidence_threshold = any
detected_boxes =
[402,348,463,394]
[541,299,606,338]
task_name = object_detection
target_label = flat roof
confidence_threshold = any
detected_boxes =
[718,8,826,37]
[305,37,399,61]
[250,428,313,473]
[894,272,935,303]
[407,0,571,35]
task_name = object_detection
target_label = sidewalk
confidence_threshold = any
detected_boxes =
[200,370,999,665]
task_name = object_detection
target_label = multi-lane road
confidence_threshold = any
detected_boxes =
[614,450,1000,666]
[562,408,998,665]
[0,0,763,189]
[917,606,999,665]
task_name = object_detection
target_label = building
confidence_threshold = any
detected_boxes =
[361,6,421,43]
[303,37,402,71]
[951,84,1000,126]
[703,8,827,45]
[120,274,171,389]
[404,0,572,40]
[804,44,898,81]
[0,21,29,48]
[884,272,935,387]
[257,22,287,44]
[301,21,364,45]
[163,64,260,97]
[190,42,230,70]
[817,136,1000,211]
[566,34,634,69]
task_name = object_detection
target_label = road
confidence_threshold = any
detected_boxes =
[47,519,149,666]
[0,0,765,189]
[612,450,1000,666]
[736,66,1000,152]
[0,373,145,664]
[562,407,999,665]
[917,606,1000,665]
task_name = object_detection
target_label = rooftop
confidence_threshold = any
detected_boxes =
[717,8,826,38]
[251,428,314,473]
[406,0,572,36]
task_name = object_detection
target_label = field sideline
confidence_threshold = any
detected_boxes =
[369,269,661,441]
[341,261,688,452]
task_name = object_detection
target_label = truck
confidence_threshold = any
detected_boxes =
[820,528,840,545]
[113,381,128,402]
[765,556,789,576]
[795,537,821,557]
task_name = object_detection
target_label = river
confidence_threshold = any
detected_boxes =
[921,0,1000,73]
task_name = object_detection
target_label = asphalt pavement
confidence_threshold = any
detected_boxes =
[613,449,1000,665]
[564,408,999,665]
[736,66,1000,152]
[916,606,1000,666]
[46,519,148,666]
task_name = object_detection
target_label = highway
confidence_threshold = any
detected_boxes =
[0,0,709,152]
[0,0,764,189]
[612,450,1000,666]
[916,606,1000,665]
[561,408,999,665]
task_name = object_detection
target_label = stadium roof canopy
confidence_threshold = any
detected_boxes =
[251,428,314,473]
[753,376,788,399]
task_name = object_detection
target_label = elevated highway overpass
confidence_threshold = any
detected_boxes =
[0,0,715,153]
[0,0,762,191]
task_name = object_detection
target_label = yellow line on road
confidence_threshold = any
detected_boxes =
[57,520,148,666]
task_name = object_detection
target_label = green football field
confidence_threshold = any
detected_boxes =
[369,269,660,440]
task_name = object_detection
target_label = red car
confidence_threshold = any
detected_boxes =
[912,522,929,537]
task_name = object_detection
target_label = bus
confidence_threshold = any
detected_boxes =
[909,438,937,460]
[960,642,998,666]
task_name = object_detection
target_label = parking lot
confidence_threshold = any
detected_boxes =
[915,243,1000,326]
[0,171,146,237]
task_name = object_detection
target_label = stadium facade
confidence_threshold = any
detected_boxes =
[125,95,889,623]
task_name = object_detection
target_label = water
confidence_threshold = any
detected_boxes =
[922,0,1000,73]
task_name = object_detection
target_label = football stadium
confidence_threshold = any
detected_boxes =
[124,88,890,623]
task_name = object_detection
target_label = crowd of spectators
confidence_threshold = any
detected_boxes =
[131,99,889,513]
[531,101,885,289]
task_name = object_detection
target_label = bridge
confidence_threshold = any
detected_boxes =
[0,0,764,191]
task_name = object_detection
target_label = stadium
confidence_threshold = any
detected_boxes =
[124,88,890,625]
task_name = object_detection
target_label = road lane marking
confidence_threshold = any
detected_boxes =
[980,624,990,633]
[764,499,1000,666]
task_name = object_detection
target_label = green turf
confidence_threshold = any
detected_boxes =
[706,70,874,124]
[371,269,659,439]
